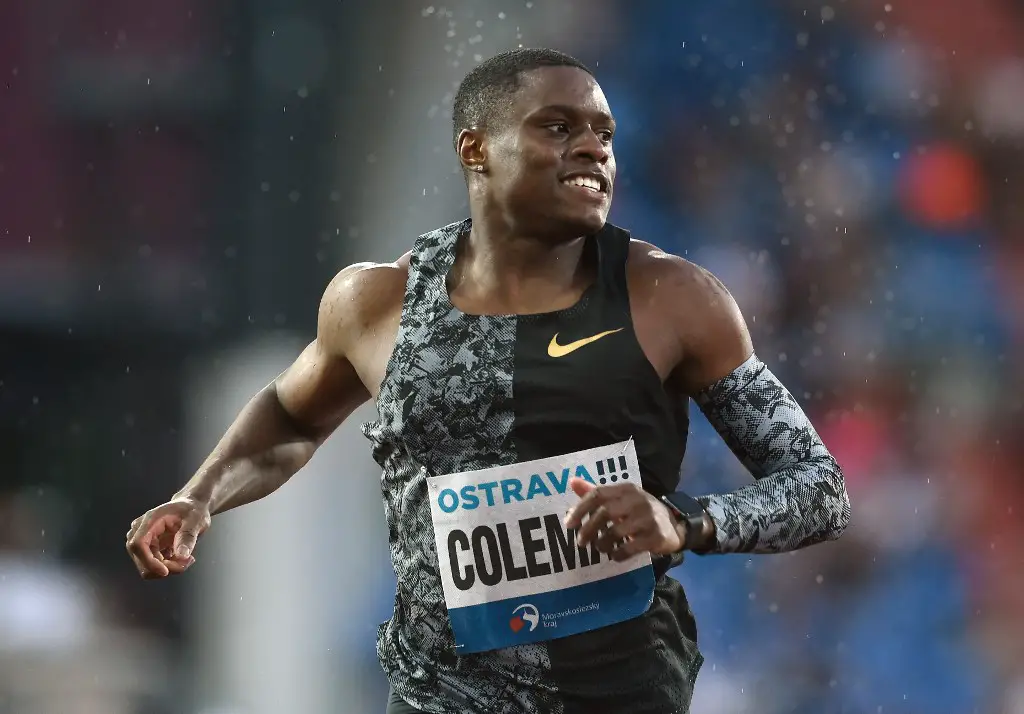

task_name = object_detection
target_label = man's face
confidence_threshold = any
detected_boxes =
[478,66,616,240]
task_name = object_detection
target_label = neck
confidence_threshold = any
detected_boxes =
[457,206,588,304]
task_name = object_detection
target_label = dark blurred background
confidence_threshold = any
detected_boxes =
[2,1,1022,712]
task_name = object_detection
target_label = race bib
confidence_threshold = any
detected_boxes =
[427,440,655,654]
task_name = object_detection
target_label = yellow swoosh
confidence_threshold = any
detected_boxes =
[547,328,624,358]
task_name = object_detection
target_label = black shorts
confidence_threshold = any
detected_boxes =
[386,688,426,714]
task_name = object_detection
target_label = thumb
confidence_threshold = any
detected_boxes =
[172,511,204,559]
[569,477,596,498]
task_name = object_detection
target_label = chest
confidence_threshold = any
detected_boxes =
[382,290,667,456]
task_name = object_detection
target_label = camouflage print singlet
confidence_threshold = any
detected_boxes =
[362,219,703,714]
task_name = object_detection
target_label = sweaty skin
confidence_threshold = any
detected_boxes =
[126,65,741,577]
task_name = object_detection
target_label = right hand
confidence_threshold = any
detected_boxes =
[126,497,211,579]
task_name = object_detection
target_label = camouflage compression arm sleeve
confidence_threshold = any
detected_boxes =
[692,354,851,554]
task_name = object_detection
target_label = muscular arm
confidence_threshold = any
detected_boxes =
[690,353,850,553]
[178,263,387,516]
[650,250,851,554]
[127,260,404,578]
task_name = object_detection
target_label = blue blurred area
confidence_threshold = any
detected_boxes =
[588,2,1019,711]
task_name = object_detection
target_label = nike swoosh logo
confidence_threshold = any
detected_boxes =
[547,328,624,358]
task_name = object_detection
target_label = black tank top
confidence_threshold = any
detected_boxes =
[363,219,702,714]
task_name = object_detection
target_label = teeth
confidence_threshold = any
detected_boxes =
[563,176,602,192]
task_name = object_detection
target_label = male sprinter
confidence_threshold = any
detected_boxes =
[126,48,850,714]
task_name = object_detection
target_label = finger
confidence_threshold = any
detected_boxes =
[565,483,637,529]
[576,505,614,546]
[595,526,626,554]
[595,513,653,554]
[564,487,602,529]
[149,537,172,574]
[172,510,206,559]
[142,563,170,580]
[127,519,171,578]
[610,538,648,562]
[163,556,195,575]
[569,477,597,499]
[128,546,169,579]
[126,520,142,544]
[126,514,158,551]
[167,549,196,569]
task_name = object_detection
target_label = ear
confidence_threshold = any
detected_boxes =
[457,128,487,174]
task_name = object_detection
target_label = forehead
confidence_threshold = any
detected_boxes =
[508,66,611,120]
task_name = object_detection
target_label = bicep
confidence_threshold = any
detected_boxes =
[273,265,377,438]
[275,339,370,440]
[672,265,754,397]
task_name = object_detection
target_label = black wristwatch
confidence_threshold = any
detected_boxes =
[661,491,707,550]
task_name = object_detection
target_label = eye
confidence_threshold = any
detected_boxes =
[597,129,614,143]
[546,122,570,135]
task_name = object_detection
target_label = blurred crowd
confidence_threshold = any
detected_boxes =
[3,1,1023,713]
[572,1,1024,712]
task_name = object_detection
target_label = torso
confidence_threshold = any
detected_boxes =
[343,230,688,402]
[353,219,702,714]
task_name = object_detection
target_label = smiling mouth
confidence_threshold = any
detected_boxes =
[560,175,607,194]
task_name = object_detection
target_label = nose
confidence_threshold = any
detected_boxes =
[571,127,610,165]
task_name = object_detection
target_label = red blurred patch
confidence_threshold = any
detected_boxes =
[819,412,891,492]
[899,143,986,228]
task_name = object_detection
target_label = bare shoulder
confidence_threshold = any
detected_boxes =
[625,240,734,313]
[317,252,411,352]
[626,239,753,393]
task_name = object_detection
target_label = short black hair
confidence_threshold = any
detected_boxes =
[452,47,593,149]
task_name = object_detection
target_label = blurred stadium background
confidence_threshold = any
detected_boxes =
[2,0,1022,712]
